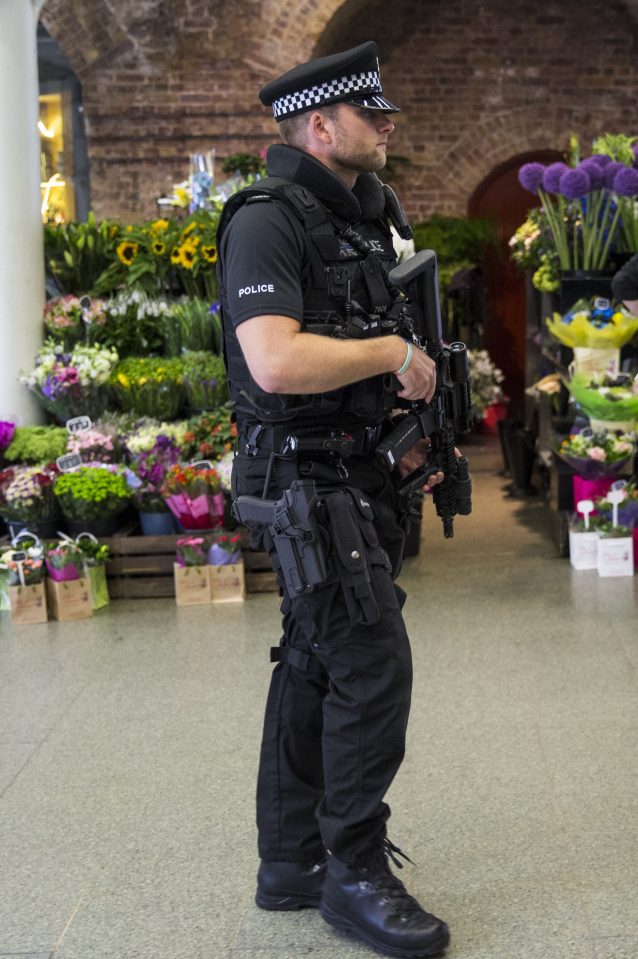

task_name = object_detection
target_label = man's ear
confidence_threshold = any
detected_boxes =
[308,110,334,146]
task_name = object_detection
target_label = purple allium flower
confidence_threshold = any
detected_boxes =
[579,159,605,190]
[613,166,638,197]
[542,162,570,193]
[603,161,624,189]
[518,163,546,195]
[590,153,613,168]
[558,167,591,199]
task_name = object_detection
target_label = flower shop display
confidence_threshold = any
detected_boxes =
[208,531,245,603]
[53,465,131,535]
[467,349,506,427]
[163,299,223,356]
[173,536,212,606]
[596,486,634,576]
[182,406,237,462]
[509,208,560,293]
[3,425,68,465]
[546,297,638,356]
[44,213,123,296]
[162,463,224,531]
[66,426,119,464]
[555,428,636,509]
[0,466,62,537]
[125,434,181,534]
[109,357,184,420]
[43,295,107,348]
[44,539,94,621]
[594,479,638,528]
[97,289,173,358]
[45,541,83,582]
[181,352,228,412]
[21,341,119,422]
[566,371,638,430]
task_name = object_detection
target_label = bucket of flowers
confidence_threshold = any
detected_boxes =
[595,484,635,577]
[110,357,184,420]
[20,341,119,423]
[45,540,83,582]
[53,464,131,537]
[66,426,120,464]
[182,405,237,462]
[43,295,108,349]
[180,352,228,413]
[0,465,63,539]
[125,434,181,535]
[161,462,224,531]
[594,479,638,569]
[174,535,212,606]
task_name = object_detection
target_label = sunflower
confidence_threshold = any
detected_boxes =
[151,240,166,256]
[179,243,197,270]
[116,241,139,266]
[151,219,169,233]
[170,246,182,265]
[201,244,217,264]
[181,222,197,237]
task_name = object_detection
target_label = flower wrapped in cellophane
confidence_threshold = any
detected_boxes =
[161,464,224,530]
[567,371,638,425]
[546,297,638,349]
[554,428,636,479]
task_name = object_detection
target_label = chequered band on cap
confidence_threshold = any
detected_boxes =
[272,69,383,119]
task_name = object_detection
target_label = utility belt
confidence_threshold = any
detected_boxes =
[232,478,391,627]
[238,422,384,459]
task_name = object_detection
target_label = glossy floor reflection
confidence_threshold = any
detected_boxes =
[0,435,636,959]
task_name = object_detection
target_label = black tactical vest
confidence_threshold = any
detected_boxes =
[217,174,401,429]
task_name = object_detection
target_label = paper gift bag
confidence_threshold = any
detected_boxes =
[209,561,246,604]
[174,564,212,606]
[9,582,48,624]
[568,530,599,570]
[46,577,94,621]
[597,535,634,577]
[87,565,110,610]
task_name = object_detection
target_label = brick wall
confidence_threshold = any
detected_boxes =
[41,0,638,223]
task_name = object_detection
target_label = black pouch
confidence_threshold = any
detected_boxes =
[321,486,391,627]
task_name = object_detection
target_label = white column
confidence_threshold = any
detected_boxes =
[0,0,46,423]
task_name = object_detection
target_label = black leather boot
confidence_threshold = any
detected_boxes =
[320,840,450,958]
[256,855,328,910]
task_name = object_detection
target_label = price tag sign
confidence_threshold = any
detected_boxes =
[80,296,92,322]
[10,551,27,562]
[66,415,92,434]
[56,453,83,472]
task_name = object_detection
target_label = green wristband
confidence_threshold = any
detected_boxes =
[394,340,413,376]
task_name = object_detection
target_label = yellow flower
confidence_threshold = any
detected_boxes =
[170,247,182,265]
[152,240,166,256]
[174,186,189,208]
[181,222,197,237]
[179,244,197,270]
[138,376,148,386]
[117,373,130,387]
[151,219,169,233]
[126,225,134,232]
[116,241,139,265]
[201,245,217,263]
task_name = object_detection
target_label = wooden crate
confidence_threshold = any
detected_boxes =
[102,529,277,599]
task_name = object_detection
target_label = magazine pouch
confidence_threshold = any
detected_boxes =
[322,487,391,627]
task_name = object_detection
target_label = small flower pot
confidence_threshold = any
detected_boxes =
[138,510,177,536]
[572,476,613,513]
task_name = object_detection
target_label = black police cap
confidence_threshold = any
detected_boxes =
[259,41,400,121]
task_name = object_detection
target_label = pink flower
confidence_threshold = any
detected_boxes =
[614,441,631,454]
[587,447,606,461]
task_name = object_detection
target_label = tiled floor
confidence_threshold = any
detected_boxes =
[1,435,636,959]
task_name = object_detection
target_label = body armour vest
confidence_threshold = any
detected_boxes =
[217,146,402,429]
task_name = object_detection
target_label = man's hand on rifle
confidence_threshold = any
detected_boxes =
[395,346,437,403]
[397,439,462,490]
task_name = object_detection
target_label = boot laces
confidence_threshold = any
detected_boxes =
[362,839,422,916]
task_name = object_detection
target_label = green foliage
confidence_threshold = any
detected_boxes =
[592,132,638,166]
[222,153,265,177]
[181,352,228,411]
[110,357,184,419]
[163,300,222,356]
[44,212,123,296]
[4,426,68,465]
[54,467,131,519]
[412,214,498,267]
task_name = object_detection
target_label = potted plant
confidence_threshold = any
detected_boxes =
[125,434,181,535]
[182,406,237,462]
[0,466,63,539]
[3,425,68,466]
[161,463,224,531]
[45,541,83,582]
[555,428,636,505]
[53,465,131,536]
[20,341,119,423]
[0,540,47,624]
[110,356,184,420]
[173,535,212,606]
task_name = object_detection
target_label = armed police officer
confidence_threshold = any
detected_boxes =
[217,41,451,959]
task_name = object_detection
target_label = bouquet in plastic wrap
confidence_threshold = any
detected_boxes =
[594,479,638,528]
[547,296,638,349]
[554,428,636,479]
[161,463,224,530]
[567,371,638,426]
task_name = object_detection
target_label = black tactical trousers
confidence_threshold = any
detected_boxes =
[233,450,412,865]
